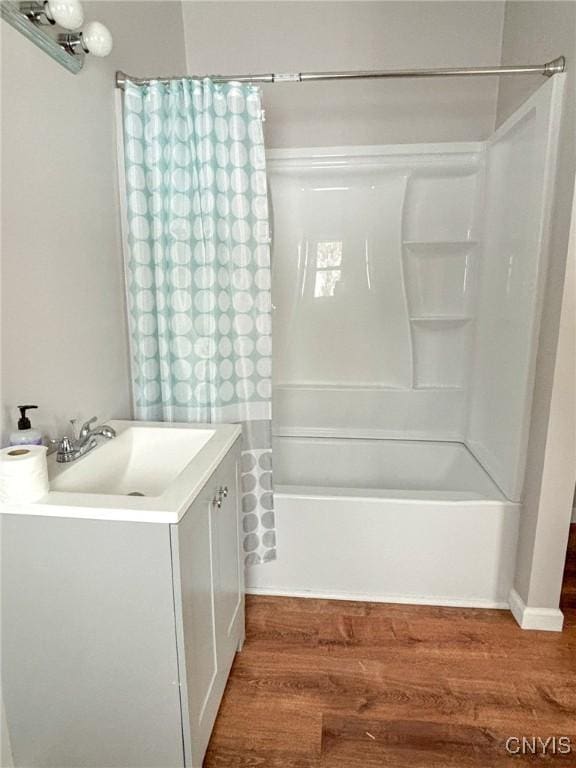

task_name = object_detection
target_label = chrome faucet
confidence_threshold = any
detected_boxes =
[56,417,116,463]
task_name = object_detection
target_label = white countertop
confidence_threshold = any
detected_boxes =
[0,421,242,524]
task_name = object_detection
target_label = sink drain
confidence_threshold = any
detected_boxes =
[127,491,145,497]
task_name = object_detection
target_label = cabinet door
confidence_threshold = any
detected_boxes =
[212,446,244,677]
[170,478,219,768]
[171,440,244,768]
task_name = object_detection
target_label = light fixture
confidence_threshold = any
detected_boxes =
[59,21,113,58]
[21,0,84,30]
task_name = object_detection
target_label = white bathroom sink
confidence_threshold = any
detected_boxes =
[1,420,242,524]
[50,425,215,497]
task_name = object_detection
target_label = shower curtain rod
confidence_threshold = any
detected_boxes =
[115,56,565,89]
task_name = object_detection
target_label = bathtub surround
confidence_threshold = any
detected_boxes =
[1,1,187,445]
[467,76,565,501]
[120,79,276,564]
[269,83,561,484]
[269,142,484,443]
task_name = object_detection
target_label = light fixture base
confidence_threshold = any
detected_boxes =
[20,1,53,26]
[57,31,85,59]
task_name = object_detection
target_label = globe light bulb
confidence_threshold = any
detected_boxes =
[81,20,113,57]
[46,0,84,30]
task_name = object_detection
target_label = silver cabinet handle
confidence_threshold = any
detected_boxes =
[213,485,229,508]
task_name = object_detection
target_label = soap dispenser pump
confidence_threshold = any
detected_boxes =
[9,405,43,446]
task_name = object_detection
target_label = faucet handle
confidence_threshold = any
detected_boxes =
[79,416,97,439]
[57,436,75,459]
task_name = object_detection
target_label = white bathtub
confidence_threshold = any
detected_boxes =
[245,437,520,608]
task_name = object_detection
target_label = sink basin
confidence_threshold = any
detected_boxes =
[51,425,215,497]
[1,420,242,524]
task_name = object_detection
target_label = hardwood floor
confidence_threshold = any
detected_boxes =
[204,526,576,767]
[561,523,576,612]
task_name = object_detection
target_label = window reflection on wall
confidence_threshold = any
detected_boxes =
[314,240,343,297]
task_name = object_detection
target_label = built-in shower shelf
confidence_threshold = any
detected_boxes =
[413,384,465,391]
[402,240,479,251]
[410,316,473,325]
[411,314,472,389]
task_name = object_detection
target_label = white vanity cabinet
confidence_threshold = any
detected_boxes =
[1,434,244,768]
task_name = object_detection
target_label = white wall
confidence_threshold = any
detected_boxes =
[496,1,576,614]
[181,1,506,147]
[1,1,187,445]
[1,696,13,768]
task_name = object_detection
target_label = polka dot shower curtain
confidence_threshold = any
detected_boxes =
[120,79,276,565]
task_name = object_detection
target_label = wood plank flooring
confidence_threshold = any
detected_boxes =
[204,525,576,766]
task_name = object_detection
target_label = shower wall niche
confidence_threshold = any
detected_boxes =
[403,167,481,390]
[269,144,485,440]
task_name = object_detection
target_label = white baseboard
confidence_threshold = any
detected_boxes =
[508,588,564,632]
[246,586,509,610]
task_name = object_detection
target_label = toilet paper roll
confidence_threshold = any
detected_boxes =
[0,445,49,503]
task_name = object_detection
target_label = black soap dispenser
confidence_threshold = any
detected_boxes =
[9,405,42,446]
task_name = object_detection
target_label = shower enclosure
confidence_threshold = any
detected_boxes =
[246,75,565,607]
